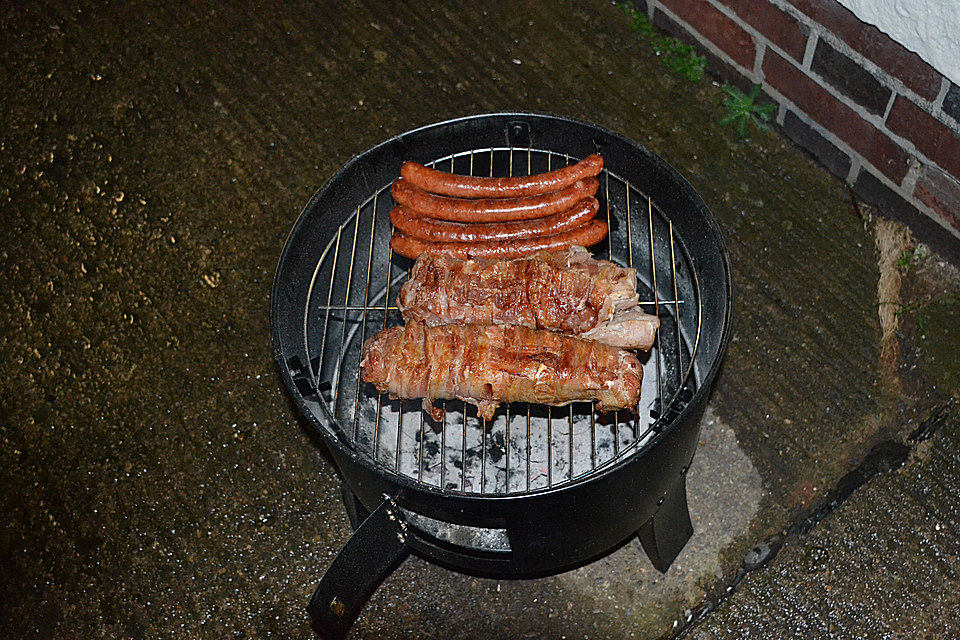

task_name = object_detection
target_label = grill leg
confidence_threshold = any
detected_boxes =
[637,477,693,573]
[307,497,410,640]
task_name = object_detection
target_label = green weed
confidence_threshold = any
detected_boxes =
[619,3,705,82]
[891,294,958,333]
[896,247,926,271]
[719,84,777,136]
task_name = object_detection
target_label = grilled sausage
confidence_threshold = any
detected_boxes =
[400,154,604,198]
[391,177,599,223]
[389,197,599,243]
[390,220,608,260]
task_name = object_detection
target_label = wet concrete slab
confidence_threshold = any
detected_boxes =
[1,1,958,638]
[690,410,960,639]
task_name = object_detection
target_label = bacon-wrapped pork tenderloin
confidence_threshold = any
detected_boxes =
[397,245,659,350]
[361,321,642,421]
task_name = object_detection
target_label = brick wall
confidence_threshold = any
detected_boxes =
[635,0,960,262]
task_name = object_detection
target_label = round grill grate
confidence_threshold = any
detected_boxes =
[302,147,702,496]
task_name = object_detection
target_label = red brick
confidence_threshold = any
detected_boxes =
[782,109,852,179]
[660,0,756,69]
[717,0,809,62]
[887,96,960,182]
[914,164,960,233]
[763,50,910,182]
[944,83,960,123]
[811,38,890,115]
[787,0,942,100]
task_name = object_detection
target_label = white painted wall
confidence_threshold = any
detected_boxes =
[838,0,960,88]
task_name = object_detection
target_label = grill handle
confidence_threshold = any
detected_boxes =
[307,497,410,640]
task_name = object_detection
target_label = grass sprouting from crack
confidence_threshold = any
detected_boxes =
[720,84,777,136]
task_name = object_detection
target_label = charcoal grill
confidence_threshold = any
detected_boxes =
[271,113,732,639]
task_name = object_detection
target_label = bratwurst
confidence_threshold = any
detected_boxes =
[389,197,599,243]
[390,220,608,260]
[361,321,642,421]
[390,177,599,223]
[400,154,604,198]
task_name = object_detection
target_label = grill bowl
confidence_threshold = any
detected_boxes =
[271,113,731,636]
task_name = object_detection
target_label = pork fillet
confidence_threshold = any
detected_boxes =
[361,321,642,421]
[397,246,659,349]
